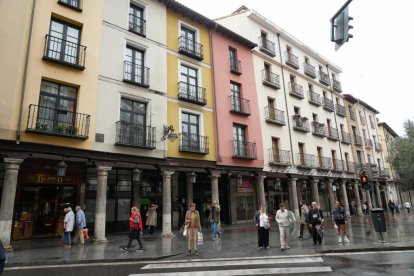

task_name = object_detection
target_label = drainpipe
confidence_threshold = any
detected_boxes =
[16,0,37,144]
[276,33,295,165]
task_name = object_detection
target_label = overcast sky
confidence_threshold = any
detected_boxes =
[177,0,414,136]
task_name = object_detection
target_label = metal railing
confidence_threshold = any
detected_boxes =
[178,36,203,60]
[43,34,86,69]
[319,71,330,86]
[178,82,207,105]
[323,97,334,111]
[233,140,257,159]
[230,58,242,74]
[333,159,344,171]
[308,91,322,106]
[268,149,291,165]
[346,161,357,173]
[353,134,363,145]
[304,63,316,78]
[318,156,332,170]
[265,106,285,125]
[115,121,156,148]
[288,82,304,98]
[341,131,352,144]
[258,37,276,56]
[179,133,209,154]
[229,95,251,115]
[285,52,299,69]
[296,153,316,168]
[262,69,280,89]
[292,116,310,132]
[328,127,339,140]
[336,104,346,117]
[365,138,373,148]
[312,122,327,137]
[128,13,146,36]
[333,79,342,92]
[123,61,150,87]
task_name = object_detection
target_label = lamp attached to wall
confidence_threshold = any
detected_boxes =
[237,174,243,186]
[161,125,178,142]
[190,171,196,184]
[56,160,68,177]
[133,167,142,182]
[275,178,282,191]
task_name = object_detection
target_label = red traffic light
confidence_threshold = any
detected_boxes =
[361,175,368,184]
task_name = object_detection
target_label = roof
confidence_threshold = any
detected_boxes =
[343,94,380,114]
[378,122,399,138]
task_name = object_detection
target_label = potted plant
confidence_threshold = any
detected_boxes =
[65,125,78,135]
[55,124,65,133]
[35,121,48,131]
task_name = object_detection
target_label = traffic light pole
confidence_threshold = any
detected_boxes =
[331,0,353,50]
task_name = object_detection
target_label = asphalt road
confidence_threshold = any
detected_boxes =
[3,250,414,276]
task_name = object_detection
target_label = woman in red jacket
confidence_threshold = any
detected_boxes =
[121,206,144,251]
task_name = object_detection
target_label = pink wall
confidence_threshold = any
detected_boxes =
[211,31,264,169]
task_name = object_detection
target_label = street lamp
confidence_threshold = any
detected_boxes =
[190,172,196,184]
[161,125,178,142]
[275,178,281,191]
[237,175,243,185]
[56,160,68,177]
[133,167,142,182]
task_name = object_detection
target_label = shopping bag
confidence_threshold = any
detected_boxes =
[83,228,89,239]
[182,224,188,237]
[197,231,203,245]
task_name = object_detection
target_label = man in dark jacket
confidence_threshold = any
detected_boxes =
[0,239,5,274]
[308,201,324,246]
[388,200,396,217]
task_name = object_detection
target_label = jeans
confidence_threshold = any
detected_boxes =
[212,222,219,238]
[62,231,71,245]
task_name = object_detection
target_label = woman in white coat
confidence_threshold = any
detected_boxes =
[275,203,295,251]
[62,207,75,248]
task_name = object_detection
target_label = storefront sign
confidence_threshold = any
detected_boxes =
[237,180,254,193]
[20,174,75,185]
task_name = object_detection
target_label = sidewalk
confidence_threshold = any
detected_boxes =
[5,211,414,267]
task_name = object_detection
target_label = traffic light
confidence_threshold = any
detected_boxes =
[361,174,369,189]
[331,0,353,50]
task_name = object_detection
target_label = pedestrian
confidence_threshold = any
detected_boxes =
[211,201,221,240]
[388,200,396,217]
[362,201,367,215]
[297,200,309,239]
[73,205,87,245]
[185,203,201,256]
[0,239,5,275]
[404,201,411,214]
[332,201,350,243]
[308,201,324,246]
[62,207,75,248]
[146,203,159,235]
[122,207,144,251]
[275,203,295,251]
[254,204,270,250]
[204,204,211,229]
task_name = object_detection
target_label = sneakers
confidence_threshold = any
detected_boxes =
[121,247,128,251]
[281,247,284,251]
[285,246,290,249]
[136,248,144,251]
[338,236,343,243]
[257,247,263,251]
[297,236,303,239]
[265,246,270,250]
[344,236,350,243]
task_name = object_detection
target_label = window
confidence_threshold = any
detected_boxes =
[179,64,200,100]
[129,4,145,36]
[229,47,241,73]
[267,98,275,119]
[181,112,200,151]
[271,137,280,162]
[118,98,147,146]
[58,0,81,11]
[181,26,196,53]
[356,150,363,164]
[233,124,246,156]
[124,46,146,85]
[298,142,305,165]
[230,82,241,111]
[308,83,313,92]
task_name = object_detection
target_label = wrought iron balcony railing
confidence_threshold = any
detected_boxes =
[333,159,345,171]
[304,63,316,78]
[346,161,357,173]
[178,82,207,105]
[288,82,304,99]
[258,37,276,57]
[265,106,285,126]
[128,13,146,36]
[262,69,280,89]
[123,61,150,88]
[115,121,155,149]
[375,142,383,151]
[292,115,310,132]
[308,91,322,106]
[232,140,257,159]
[26,104,90,139]
[178,35,203,61]
[328,127,339,140]
[312,122,327,137]
[333,79,342,93]
[285,52,299,69]
[349,109,356,120]
[179,133,209,154]
[353,134,363,145]
[319,71,330,86]
[229,95,251,115]
[58,0,82,11]
[317,156,333,170]
[336,104,346,117]
[297,153,316,168]
[230,58,242,74]
[323,97,334,111]
[365,138,374,148]
[341,131,352,144]
[43,34,86,70]
[269,149,291,166]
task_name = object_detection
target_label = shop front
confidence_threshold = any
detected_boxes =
[230,177,257,224]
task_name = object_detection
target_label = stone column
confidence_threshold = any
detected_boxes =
[93,166,112,243]
[353,182,363,216]
[366,189,373,212]
[340,180,350,217]
[0,158,24,250]
[311,179,320,205]
[327,179,335,214]
[132,169,142,208]
[289,178,300,219]
[186,173,193,209]
[210,170,221,204]
[79,182,86,210]
[296,181,302,202]
[256,174,266,206]
[161,169,174,238]
[375,181,382,208]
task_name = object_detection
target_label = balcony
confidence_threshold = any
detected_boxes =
[296,153,316,168]
[229,96,250,116]
[308,91,322,106]
[333,79,342,93]
[288,82,304,99]
[375,142,383,151]
[328,127,339,141]
[115,122,156,149]
[26,104,90,139]
[349,109,356,120]
[265,106,285,126]
[285,52,299,69]
[58,0,82,11]
[317,156,333,171]
[123,61,150,88]
[370,120,376,129]
[43,34,86,70]
[360,115,367,125]
[346,161,357,173]
[232,140,257,159]
[262,70,280,89]
[128,13,146,37]
[353,134,363,146]
[312,122,327,137]
[304,63,316,79]
[229,58,242,75]
[333,159,345,171]
[269,149,291,166]
[336,104,346,117]
[365,138,373,148]
[258,37,276,57]
[341,131,352,144]
[319,71,330,86]
[179,133,209,154]
[380,168,390,177]
[323,97,335,112]
[178,82,207,105]
[292,115,310,132]
[178,36,203,61]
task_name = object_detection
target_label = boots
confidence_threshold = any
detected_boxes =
[338,236,343,243]
[344,236,350,243]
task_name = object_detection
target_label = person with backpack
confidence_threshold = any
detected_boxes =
[332,201,350,243]
[122,207,144,252]
[388,200,396,217]
[297,200,309,239]
[308,201,324,246]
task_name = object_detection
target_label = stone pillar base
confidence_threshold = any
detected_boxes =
[161,232,175,239]
[3,244,13,252]
[92,238,108,243]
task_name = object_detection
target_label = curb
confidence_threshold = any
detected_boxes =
[320,245,414,254]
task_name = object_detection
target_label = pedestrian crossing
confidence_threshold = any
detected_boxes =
[129,256,332,275]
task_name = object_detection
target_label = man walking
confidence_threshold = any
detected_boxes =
[388,200,396,217]
[297,200,309,239]
[73,206,87,245]
[211,202,221,240]
[404,201,411,214]
[308,202,324,246]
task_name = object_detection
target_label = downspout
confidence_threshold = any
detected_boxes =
[210,23,222,162]
[276,33,295,165]
[16,0,37,144]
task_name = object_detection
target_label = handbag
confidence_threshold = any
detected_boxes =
[182,224,188,237]
[197,231,203,245]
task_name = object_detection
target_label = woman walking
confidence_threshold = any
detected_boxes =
[122,207,144,251]
[254,204,270,250]
[275,203,294,251]
[332,201,350,243]
[146,203,159,235]
[308,201,324,246]
[62,207,74,248]
[185,203,201,256]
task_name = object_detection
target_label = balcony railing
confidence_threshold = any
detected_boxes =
[58,0,82,11]
[178,35,203,61]
[333,79,342,92]
[229,58,242,74]
[360,115,367,125]
[304,63,316,78]
[233,140,257,159]
[265,106,285,126]
[269,149,291,166]
[26,104,89,139]
[328,127,339,140]
[323,97,334,111]
[375,142,383,151]
[319,71,330,86]
[292,115,310,132]
[179,133,209,154]
[123,61,150,88]
[353,134,363,145]
[229,96,251,115]
[346,161,357,173]
[285,52,299,69]
[365,138,373,148]
[349,109,356,120]
[380,168,390,177]
[296,153,316,168]
[341,131,352,144]
[258,37,276,57]
[312,122,327,137]
[115,121,155,149]
[336,104,346,117]
[178,82,207,105]
[333,159,344,171]
[317,156,333,170]
[43,34,86,70]
[288,82,304,99]
[262,69,280,89]
[308,91,322,106]
[128,13,146,36]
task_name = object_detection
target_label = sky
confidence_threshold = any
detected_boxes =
[177,0,414,136]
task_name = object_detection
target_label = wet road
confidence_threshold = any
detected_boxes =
[3,250,414,275]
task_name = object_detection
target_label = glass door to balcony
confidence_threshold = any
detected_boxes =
[119,98,146,146]
[129,4,144,35]
[272,138,280,162]
[233,125,246,157]
[180,65,198,102]
[181,112,200,152]
[230,83,241,112]
[48,19,80,64]
[125,47,144,84]
[181,26,196,53]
